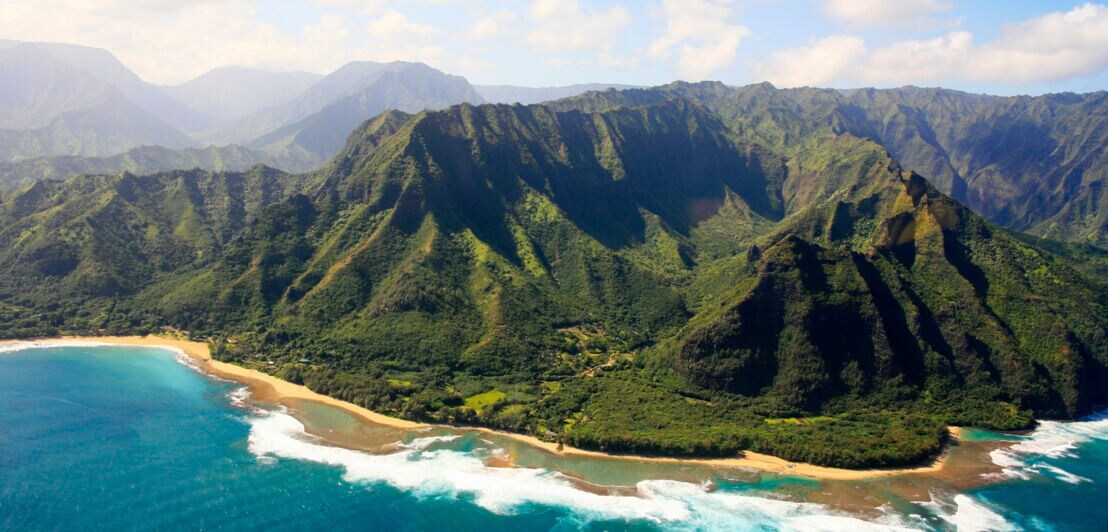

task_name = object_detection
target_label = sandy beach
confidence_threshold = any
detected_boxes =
[484,426,958,480]
[6,335,958,480]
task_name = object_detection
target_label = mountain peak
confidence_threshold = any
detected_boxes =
[223,59,482,169]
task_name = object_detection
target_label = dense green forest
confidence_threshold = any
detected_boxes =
[1,84,1106,468]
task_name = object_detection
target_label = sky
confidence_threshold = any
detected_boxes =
[0,0,1105,95]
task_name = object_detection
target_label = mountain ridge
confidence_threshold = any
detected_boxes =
[0,43,490,174]
[0,144,302,190]
[208,61,484,144]
[0,44,194,161]
[546,81,1108,246]
[244,64,484,169]
[28,41,217,133]
[475,83,640,105]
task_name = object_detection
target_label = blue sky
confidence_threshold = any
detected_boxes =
[1,0,1105,94]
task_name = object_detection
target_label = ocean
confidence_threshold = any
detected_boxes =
[1,344,1105,531]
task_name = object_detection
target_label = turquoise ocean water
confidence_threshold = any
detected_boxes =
[1,344,1106,531]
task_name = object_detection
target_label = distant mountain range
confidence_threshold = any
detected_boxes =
[0,44,193,160]
[0,43,469,169]
[0,42,614,179]
[0,40,216,133]
[0,145,291,190]
[474,83,638,105]
[233,61,484,170]
[0,40,1105,250]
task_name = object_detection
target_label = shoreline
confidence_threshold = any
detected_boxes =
[6,335,956,481]
[477,425,958,480]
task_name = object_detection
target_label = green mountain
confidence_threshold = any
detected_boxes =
[597,83,1108,247]
[0,165,302,320]
[1,92,1106,469]
[0,144,307,190]
[475,83,640,105]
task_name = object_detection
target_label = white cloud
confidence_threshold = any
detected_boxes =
[0,0,362,83]
[545,57,572,69]
[648,0,749,80]
[365,10,437,40]
[526,0,631,52]
[356,10,445,66]
[859,32,972,85]
[310,0,388,14]
[970,2,1108,83]
[821,0,952,28]
[595,50,642,70]
[0,0,464,83]
[49,0,233,13]
[754,35,866,87]
[451,54,492,72]
[1,0,1104,90]
[464,9,516,41]
[305,13,352,43]
[756,3,1108,87]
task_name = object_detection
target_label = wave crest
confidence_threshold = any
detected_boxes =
[919,492,1015,532]
[989,411,1108,484]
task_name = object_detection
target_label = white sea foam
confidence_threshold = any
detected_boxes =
[170,349,206,371]
[917,491,1015,532]
[246,410,918,530]
[0,341,42,354]
[938,494,1015,532]
[1037,464,1091,485]
[0,340,116,354]
[989,411,1108,484]
[484,447,511,462]
[0,340,196,363]
[397,435,463,450]
[227,386,253,408]
[986,449,1031,481]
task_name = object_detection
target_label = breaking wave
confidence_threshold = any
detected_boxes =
[245,409,924,530]
[918,492,1015,532]
[989,411,1108,484]
[397,435,463,450]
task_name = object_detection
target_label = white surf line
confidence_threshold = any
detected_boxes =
[989,411,1108,485]
[246,409,921,530]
